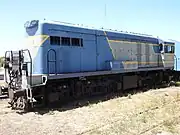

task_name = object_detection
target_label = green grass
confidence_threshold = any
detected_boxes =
[175,81,180,86]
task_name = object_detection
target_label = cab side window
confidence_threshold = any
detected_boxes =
[167,46,172,53]
[165,45,174,53]
[164,45,168,53]
[159,44,163,52]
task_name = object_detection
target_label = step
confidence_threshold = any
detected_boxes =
[0,95,8,99]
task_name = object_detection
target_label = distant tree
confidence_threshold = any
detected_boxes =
[0,57,5,67]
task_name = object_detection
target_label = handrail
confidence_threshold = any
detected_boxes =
[47,49,57,75]
[4,51,11,84]
[4,49,33,87]
[22,49,33,87]
[174,54,178,71]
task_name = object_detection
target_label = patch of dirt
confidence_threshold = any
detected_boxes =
[0,86,180,135]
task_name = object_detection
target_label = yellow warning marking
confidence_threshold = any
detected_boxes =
[123,61,174,65]
[104,31,116,59]
[25,35,49,46]
[108,39,159,46]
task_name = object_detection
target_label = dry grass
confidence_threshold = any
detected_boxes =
[1,87,180,135]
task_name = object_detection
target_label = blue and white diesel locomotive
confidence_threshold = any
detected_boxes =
[4,20,176,110]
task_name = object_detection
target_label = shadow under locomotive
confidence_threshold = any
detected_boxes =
[24,83,169,115]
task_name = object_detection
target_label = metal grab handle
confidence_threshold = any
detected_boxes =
[47,49,57,75]
[4,49,33,86]
[4,51,13,84]
[174,54,177,71]
[22,49,32,86]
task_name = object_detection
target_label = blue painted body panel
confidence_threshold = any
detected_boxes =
[41,23,98,74]
[24,20,175,75]
[96,34,114,70]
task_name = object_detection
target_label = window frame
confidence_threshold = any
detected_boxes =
[71,38,80,46]
[50,36,83,47]
[61,37,71,46]
[164,45,175,53]
[50,36,61,45]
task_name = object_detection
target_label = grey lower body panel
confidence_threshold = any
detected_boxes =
[47,67,173,80]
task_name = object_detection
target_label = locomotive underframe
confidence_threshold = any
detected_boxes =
[26,69,173,110]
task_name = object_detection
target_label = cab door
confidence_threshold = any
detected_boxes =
[158,43,164,67]
[158,43,174,68]
[163,45,175,68]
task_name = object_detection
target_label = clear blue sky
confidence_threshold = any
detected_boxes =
[0,0,180,56]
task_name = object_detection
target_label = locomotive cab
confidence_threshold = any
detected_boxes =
[158,39,175,68]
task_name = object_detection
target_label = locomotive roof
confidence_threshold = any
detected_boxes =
[25,19,175,44]
[160,38,175,45]
[40,20,157,38]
